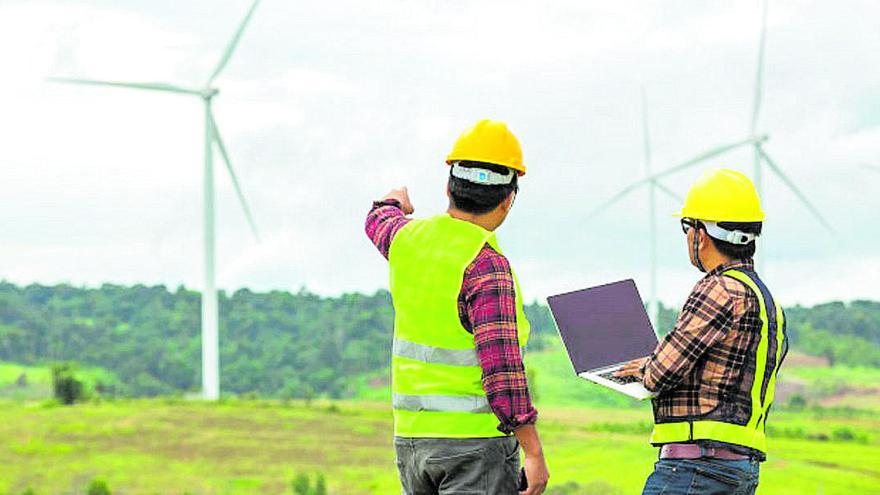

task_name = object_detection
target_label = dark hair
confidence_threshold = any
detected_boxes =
[707,221,763,259]
[448,161,518,215]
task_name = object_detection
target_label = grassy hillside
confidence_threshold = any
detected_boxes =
[349,338,880,413]
[1,400,877,495]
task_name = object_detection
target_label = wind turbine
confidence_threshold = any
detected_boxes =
[586,87,683,327]
[587,0,833,313]
[49,0,263,400]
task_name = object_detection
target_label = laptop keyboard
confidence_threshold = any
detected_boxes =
[597,369,640,385]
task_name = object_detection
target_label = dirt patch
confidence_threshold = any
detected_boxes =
[784,351,830,368]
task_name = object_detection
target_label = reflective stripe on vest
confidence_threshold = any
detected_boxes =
[393,393,491,414]
[650,268,786,454]
[388,214,530,438]
[393,338,526,368]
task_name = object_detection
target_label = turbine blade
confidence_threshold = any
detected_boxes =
[47,77,201,96]
[207,0,261,85]
[210,111,261,241]
[586,182,647,220]
[750,0,769,134]
[586,136,761,220]
[652,180,683,203]
[759,148,835,234]
[652,136,762,182]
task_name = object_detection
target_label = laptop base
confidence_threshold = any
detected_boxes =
[579,363,656,400]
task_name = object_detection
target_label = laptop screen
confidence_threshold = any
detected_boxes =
[547,279,659,374]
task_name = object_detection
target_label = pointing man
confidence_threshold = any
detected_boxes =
[365,119,549,494]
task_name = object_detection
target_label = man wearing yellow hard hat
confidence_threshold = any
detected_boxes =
[365,119,549,494]
[617,169,788,495]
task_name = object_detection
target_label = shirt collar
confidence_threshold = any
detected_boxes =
[706,258,755,277]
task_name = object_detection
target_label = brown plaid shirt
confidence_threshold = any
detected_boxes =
[643,259,765,425]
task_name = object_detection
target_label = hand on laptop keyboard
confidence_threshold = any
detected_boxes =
[598,370,640,385]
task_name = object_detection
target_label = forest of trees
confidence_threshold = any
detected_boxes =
[0,281,877,398]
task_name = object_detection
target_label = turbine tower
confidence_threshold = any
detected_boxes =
[587,0,833,323]
[49,0,263,400]
[586,88,682,327]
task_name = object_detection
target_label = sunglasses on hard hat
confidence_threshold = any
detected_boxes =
[680,218,698,235]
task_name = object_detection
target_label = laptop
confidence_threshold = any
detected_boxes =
[547,279,659,400]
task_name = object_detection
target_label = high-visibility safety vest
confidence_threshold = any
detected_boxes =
[388,214,530,438]
[650,268,787,454]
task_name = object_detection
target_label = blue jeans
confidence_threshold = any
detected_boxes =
[642,458,760,495]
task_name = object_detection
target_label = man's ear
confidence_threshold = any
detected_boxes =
[698,229,710,251]
[502,191,516,212]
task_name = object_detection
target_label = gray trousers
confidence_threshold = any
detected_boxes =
[394,436,521,495]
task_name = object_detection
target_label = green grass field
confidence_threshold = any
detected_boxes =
[2,399,878,495]
[4,347,880,495]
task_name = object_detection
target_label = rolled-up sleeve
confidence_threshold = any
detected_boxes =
[364,200,410,259]
[643,277,736,393]
[463,249,537,433]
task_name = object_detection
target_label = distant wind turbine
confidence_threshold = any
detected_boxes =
[586,87,682,327]
[587,0,833,303]
[49,0,263,400]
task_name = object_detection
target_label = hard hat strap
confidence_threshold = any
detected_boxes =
[451,162,514,185]
[703,221,759,245]
[692,222,707,273]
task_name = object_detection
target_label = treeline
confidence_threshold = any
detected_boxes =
[0,282,558,398]
[0,282,877,397]
[784,301,880,367]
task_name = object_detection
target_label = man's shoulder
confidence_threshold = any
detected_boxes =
[697,270,752,299]
[688,271,753,318]
[468,244,512,277]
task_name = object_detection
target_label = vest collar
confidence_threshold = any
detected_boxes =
[706,258,755,278]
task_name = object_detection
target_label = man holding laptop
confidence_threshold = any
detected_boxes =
[616,168,788,495]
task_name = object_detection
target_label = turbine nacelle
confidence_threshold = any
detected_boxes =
[201,88,220,100]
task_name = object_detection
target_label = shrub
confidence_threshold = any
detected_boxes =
[314,474,327,495]
[786,394,807,410]
[51,362,85,405]
[291,473,310,495]
[291,472,328,495]
[86,478,111,495]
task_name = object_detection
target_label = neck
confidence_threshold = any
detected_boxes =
[447,207,499,231]
[701,251,734,273]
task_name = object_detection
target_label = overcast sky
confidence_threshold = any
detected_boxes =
[1,0,878,308]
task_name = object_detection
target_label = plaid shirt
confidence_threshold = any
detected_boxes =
[365,200,537,433]
[644,259,780,456]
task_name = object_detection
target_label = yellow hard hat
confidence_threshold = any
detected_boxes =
[677,168,765,222]
[446,119,526,176]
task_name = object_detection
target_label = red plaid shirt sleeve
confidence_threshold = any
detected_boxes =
[461,247,538,434]
[364,200,411,259]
